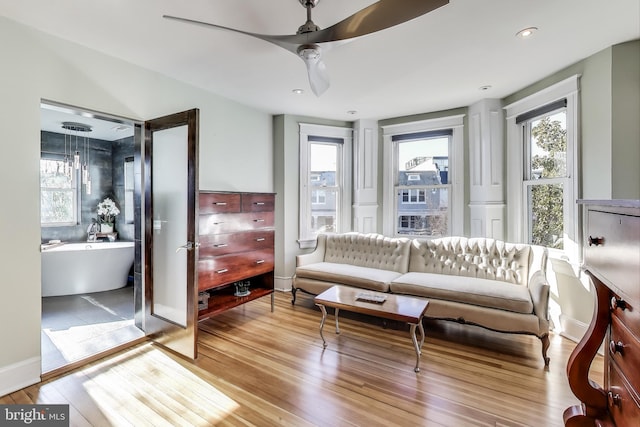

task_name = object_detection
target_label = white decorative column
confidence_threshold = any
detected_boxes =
[468,99,505,239]
[352,119,379,233]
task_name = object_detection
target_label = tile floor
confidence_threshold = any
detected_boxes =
[41,286,144,373]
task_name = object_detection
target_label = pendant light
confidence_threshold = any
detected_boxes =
[62,121,93,193]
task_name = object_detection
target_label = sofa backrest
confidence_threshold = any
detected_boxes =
[408,237,538,285]
[323,233,411,273]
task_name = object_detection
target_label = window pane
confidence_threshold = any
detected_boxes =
[41,190,74,223]
[40,159,76,224]
[310,188,338,234]
[397,138,449,185]
[309,143,339,236]
[396,187,448,236]
[528,183,564,249]
[529,112,567,179]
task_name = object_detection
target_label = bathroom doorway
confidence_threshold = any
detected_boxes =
[39,101,145,374]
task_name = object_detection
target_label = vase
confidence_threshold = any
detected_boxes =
[100,223,113,233]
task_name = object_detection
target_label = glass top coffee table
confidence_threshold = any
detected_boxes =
[314,285,429,372]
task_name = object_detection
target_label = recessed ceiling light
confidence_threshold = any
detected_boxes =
[479,85,492,91]
[516,27,538,38]
[347,110,357,115]
[292,89,304,94]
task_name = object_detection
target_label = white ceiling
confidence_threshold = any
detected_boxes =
[3,0,640,124]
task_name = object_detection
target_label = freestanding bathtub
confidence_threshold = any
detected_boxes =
[41,241,135,297]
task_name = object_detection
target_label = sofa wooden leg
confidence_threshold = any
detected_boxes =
[540,334,550,367]
[291,287,297,305]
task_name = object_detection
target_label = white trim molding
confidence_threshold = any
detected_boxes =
[381,114,465,237]
[298,123,353,249]
[353,119,379,233]
[0,357,41,397]
[504,75,581,262]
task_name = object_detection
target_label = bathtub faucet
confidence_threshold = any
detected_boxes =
[87,220,99,242]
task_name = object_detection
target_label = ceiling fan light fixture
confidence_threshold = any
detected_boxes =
[297,44,321,61]
[516,27,538,38]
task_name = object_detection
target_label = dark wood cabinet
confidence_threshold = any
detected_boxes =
[564,200,640,426]
[197,191,275,319]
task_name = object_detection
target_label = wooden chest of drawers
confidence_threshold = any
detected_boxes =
[564,200,640,426]
[197,191,275,319]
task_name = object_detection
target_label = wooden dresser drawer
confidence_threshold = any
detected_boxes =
[198,250,275,291]
[609,315,640,386]
[199,192,241,214]
[199,231,274,257]
[608,361,640,427]
[585,208,640,302]
[611,294,640,339]
[242,193,275,212]
[199,211,274,235]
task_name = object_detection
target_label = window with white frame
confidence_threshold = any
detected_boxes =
[40,157,78,226]
[382,115,464,237]
[299,124,352,248]
[505,75,579,259]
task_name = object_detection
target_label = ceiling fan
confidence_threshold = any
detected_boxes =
[163,0,449,96]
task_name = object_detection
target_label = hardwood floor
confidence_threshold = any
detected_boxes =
[3,291,603,426]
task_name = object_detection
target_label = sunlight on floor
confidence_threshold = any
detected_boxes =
[81,344,240,425]
[43,319,136,361]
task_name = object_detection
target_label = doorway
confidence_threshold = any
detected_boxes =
[39,101,145,374]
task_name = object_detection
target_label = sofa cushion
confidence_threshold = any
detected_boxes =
[295,262,402,292]
[323,233,410,273]
[390,272,534,314]
[408,237,531,285]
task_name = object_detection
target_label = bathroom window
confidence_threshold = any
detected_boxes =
[40,158,78,226]
[124,157,134,224]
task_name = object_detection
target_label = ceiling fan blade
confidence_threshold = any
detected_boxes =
[303,0,449,44]
[163,15,302,54]
[299,47,330,96]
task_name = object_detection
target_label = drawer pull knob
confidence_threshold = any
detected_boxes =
[611,297,628,311]
[216,268,229,274]
[255,237,266,242]
[254,202,265,206]
[214,202,227,206]
[255,260,265,264]
[213,222,225,225]
[254,219,265,222]
[607,392,621,407]
[588,236,604,246]
[609,340,624,354]
[214,243,228,248]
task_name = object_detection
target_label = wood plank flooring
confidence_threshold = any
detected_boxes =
[3,291,603,426]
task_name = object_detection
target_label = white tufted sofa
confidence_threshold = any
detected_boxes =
[292,233,551,366]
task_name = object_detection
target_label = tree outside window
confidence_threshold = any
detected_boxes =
[526,113,567,249]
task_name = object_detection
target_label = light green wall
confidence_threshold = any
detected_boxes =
[0,17,272,386]
[273,115,351,285]
[503,39,640,200]
[611,41,640,199]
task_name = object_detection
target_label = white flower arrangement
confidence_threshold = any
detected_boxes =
[97,197,120,225]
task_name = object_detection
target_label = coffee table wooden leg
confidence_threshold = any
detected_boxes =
[335,308,341,334]
[317,304,328,348]
[410,320,425,373]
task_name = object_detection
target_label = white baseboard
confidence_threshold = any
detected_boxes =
[0,356,41,398]
[559,314,604,356]
[559,314,588,343]
[274,276,292,292]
